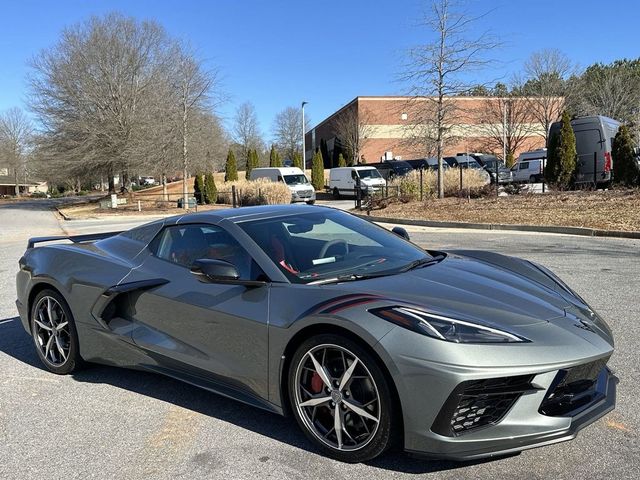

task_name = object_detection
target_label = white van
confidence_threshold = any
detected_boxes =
[512,149,547,183]
[329,166,387,199]
[249,167,316,204]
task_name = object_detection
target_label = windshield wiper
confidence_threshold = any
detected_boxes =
[399,254,445,272]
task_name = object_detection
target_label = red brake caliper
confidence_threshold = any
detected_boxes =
[310,372,324,393]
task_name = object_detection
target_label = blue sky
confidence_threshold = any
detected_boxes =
[1,0,638,139]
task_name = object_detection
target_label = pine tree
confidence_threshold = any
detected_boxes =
[338,153,347,167]
[545,131,559,184]
[556,111,577,188]
[505,152,516,169]
[269,145,282,167]
[612,125,639,186]
[311,150,324,191]
[204,172,217,204]
[193,173,204,204]
[224,149,238,182]
[245,148,260,179]
[292,151,303,169]
[546,111,576,188]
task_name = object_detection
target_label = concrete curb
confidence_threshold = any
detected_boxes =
[353,213,640,239]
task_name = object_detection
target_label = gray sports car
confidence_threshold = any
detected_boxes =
[15,205,617,463]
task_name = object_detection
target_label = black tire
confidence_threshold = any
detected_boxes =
[288,334,397,463]
[529,175,537,183]
[30,289,83,375]
[306,200,316,205]
[332,187,341,200]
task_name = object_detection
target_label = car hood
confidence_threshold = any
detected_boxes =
[337,251,578,329]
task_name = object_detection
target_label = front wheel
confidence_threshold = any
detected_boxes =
[306,200,316,205]
[30,289,83,374]
[288,334,396,462]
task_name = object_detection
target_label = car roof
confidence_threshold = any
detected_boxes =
[170,204,331,225]
[252,167,303,174]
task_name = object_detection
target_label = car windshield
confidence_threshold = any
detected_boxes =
[478,156,506,171]
[238,210,432,284]
[283,174,309,185]
[358,169,382,179]
[457,159,483,169]
[391,161,413,174]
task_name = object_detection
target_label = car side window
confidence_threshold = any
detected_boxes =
[519,162,529,170]
[152,224,261,280]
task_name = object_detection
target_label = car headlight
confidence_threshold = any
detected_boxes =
[369,306,528,343]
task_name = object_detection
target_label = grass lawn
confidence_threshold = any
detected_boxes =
[371,189,640,232]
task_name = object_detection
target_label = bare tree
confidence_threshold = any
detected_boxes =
[28,13,173,192]
[171,46,218,209]
[272,106,309,161]
[331,103,374,165]
[475,90,537,161]
[403,0,500,197]
[0,107,33,196]
[520,49,574,141]
[570,60,640,124]
[232,102,262,161]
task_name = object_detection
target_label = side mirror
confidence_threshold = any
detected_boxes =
[392,226,410,241]
[190,259,267,287]
[351,171,358,180]
[191,258,239,282]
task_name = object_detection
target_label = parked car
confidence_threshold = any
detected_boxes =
[548,115,620,186]
[249,167,316,204]
[512,149,547,183]
[447,155,491,183]
[405,157,449,171]
[329,166,386,199]
[369,160,413,180]
[469,153,512,184]
[17,205,617,462]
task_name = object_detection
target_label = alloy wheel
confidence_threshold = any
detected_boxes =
[294,344,381,451]
[32,296,71,366]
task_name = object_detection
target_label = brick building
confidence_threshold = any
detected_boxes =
[305,96,553,165]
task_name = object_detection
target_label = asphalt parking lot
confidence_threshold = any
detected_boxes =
[0,200,638,480]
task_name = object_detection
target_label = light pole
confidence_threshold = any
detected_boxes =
[301,101,308,168]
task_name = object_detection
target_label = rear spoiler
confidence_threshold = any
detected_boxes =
[27,231,123,249]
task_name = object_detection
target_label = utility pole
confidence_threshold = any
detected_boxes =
[301,101,308,168]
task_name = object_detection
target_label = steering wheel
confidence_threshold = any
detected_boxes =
[319,239,349,258]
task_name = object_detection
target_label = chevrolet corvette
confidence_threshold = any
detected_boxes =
[15,204,617,462]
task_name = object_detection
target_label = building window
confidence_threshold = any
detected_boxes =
[401,113,408,121]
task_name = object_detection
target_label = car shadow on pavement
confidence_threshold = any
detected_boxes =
[0,315,498,474]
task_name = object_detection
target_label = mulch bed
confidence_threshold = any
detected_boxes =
[374,189,640,232]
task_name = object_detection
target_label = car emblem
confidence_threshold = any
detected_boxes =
[566,311,595,333]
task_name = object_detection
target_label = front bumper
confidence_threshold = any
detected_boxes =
[291,190,316,203]
[408,368,617,461]
[375,324,616,461]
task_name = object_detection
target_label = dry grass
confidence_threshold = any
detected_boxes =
[217,178,291,206]
[388,169,488,200]
[376,189,640,232]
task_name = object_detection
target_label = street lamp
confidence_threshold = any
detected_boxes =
[301,101,308,168]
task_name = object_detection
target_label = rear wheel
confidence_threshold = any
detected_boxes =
[288,334,396,462]
[529,175,537,183]
[332,187,341,200]
[30,289,82,374]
